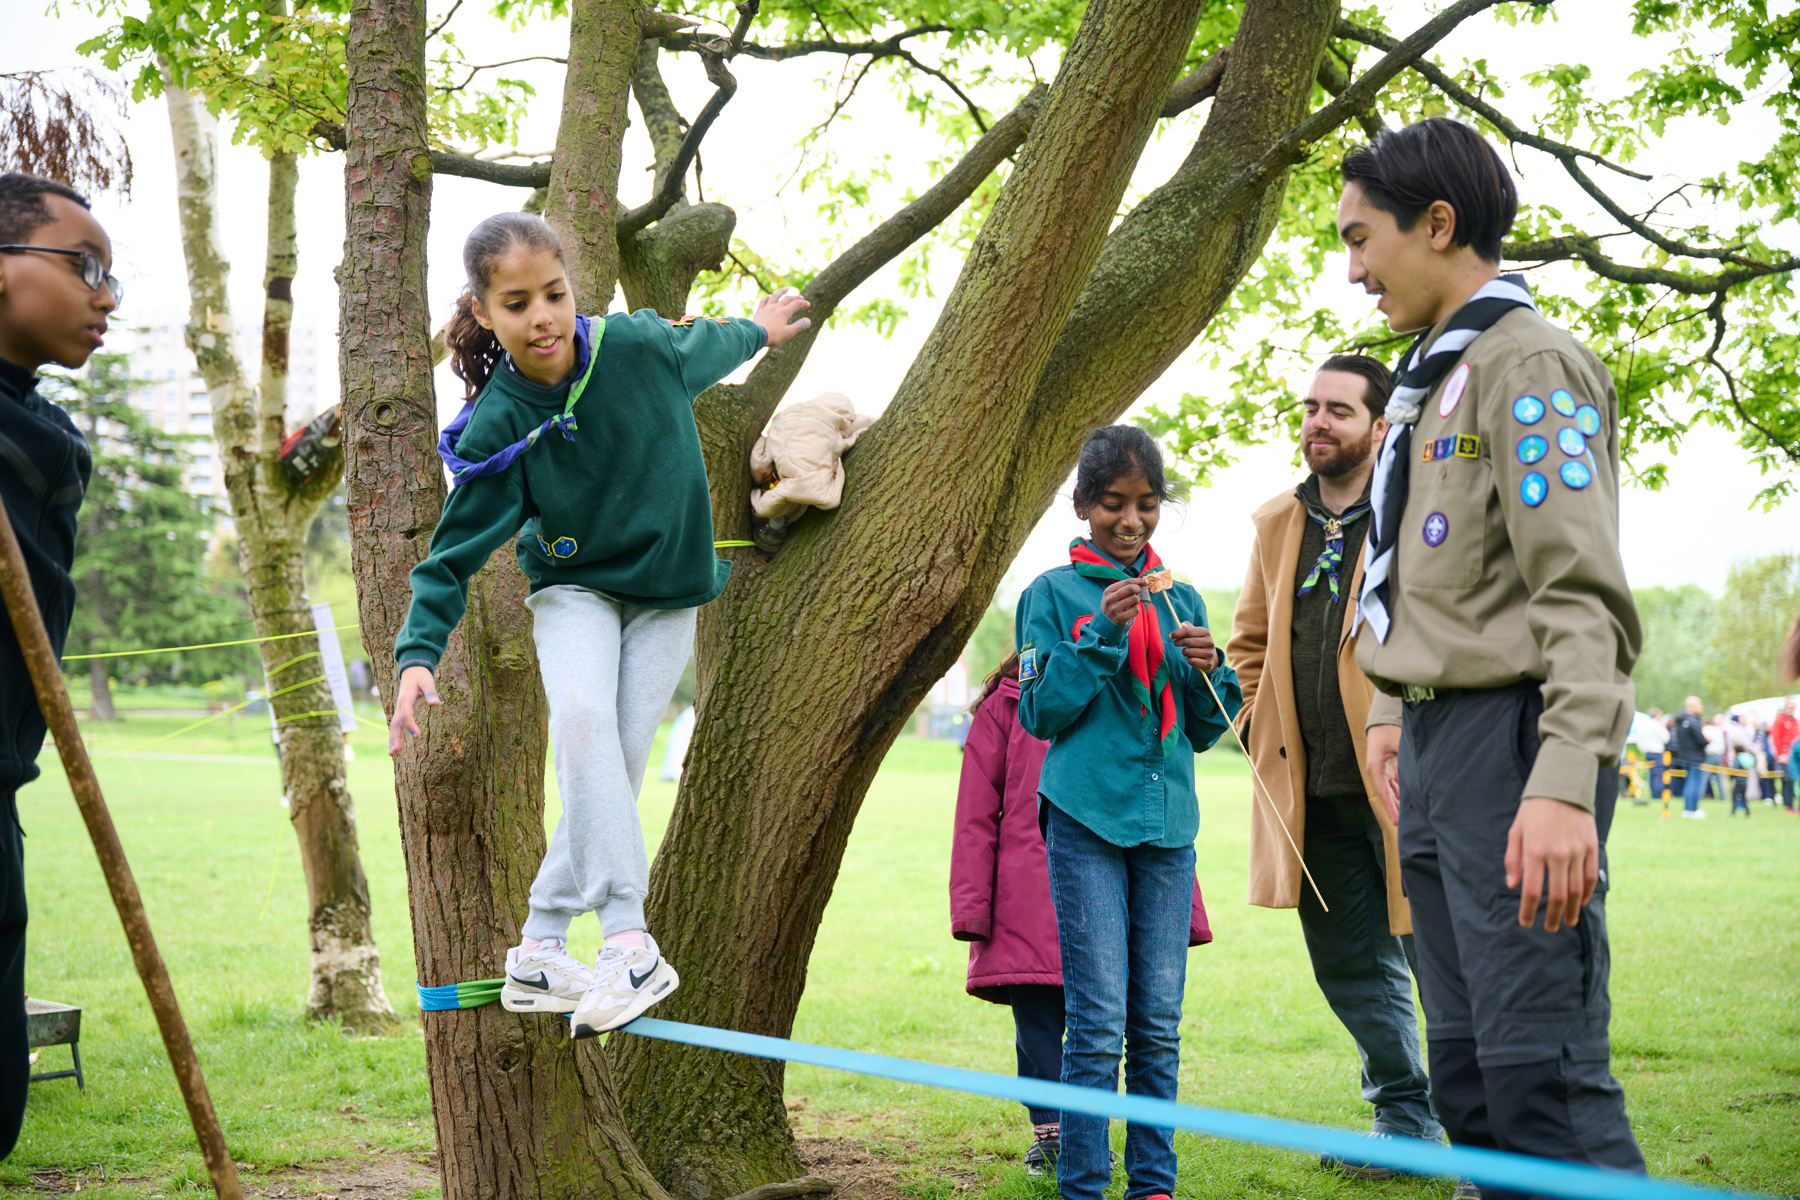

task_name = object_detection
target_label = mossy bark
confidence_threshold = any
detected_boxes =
[162,64,395,1032]
[339,0,669,1192]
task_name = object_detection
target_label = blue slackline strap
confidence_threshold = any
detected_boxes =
[617,1018,1755,1200]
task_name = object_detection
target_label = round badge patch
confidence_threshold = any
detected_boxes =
[1575,404,1602,437]
[1560,460,1593,490]
[1521,472,1548,507]
[1438,362,1472,418]
[1513,395,1546,425]
[1422,511,1449,547]
[1517,435,1548,465]
[1557,427,1586,457]
[1551,388,1577,417]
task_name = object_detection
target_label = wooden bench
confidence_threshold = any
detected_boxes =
[26,999,82,1089]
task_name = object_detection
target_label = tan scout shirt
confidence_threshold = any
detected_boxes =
[1358,304,1642,812]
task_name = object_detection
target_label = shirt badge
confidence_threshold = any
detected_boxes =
[1517,435,1548,465]
[1575,404,1602,437]
[538,534,579,558]
[1560,460,1593,490]
[1512,395,1545,425]
[1019,646,1039,682]
[1438,362,1471,418]
[1557,427,1587,457]
[1422,511,1449,547]
[1521,472,1549,507]
[1551,388,1578,417]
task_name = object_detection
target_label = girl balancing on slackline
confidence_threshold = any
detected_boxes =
[1014,426,1241,1200]
[386,211,810,1039]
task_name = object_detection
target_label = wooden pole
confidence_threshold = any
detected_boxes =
[1153,587,1330,911]
[0,494,242,1200]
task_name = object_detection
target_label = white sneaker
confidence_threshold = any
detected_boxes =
[500,940,597,1013]
[1681,809,1708,819]
[569,936,679,1039]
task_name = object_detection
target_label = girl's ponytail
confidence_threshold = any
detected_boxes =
[446,289,503,399]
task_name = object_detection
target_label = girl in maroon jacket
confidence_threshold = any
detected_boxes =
[950,654,1212,1177]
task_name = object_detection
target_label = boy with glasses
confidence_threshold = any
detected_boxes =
[0,172,118,1158]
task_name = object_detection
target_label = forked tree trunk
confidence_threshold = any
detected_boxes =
[339,0,668,1193]
[606,1,1340,1194]
[163,67,395,1031]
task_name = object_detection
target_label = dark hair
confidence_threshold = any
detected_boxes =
[1072,425,1170,512]
[0,172,92,245]
[1317,353,1393,420]
[1340,119,1517,263]
[970,651,1020,714]
[446,211,566,399]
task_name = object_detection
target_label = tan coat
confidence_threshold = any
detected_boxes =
[749,392,876,521]
[1227,488,1410,936]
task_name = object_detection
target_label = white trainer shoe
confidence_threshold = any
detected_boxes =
[569,936,679,1039]
[500,940,598,1013]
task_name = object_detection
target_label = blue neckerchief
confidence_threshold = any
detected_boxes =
[438,314,603,485]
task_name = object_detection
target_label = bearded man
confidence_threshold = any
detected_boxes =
[1226,355,1443,1174]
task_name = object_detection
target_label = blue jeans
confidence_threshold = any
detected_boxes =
[1297,794,1443,1142]
[1678,758,1706,812]
[1045,803,1194,1200]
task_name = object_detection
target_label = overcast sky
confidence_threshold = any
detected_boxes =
[9,0,1796,597]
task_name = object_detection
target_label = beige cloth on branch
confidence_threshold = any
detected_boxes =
[749,392,876,521]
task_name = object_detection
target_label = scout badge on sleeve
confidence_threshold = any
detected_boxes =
[1018,645,1039,683]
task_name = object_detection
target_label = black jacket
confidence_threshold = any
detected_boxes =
[1670,711,1708,764]
[0,358,89,792]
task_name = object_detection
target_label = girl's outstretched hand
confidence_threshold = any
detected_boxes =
[1170,622,1218,673]
[1100,579,1143,627]
[753,287,813,347]
[388,665,441,755]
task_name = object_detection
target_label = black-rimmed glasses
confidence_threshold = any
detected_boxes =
[0,245,123,306]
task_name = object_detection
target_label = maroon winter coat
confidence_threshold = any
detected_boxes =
[949,677,1213,1004]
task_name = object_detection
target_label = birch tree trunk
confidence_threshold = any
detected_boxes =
[163,71,395,1031]
[339,0,668,1192]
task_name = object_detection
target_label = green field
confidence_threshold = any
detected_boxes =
[9,705,1798,1198]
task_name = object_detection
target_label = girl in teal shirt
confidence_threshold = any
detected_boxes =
[385,212,809,1039]
[1015,426,1241,1200]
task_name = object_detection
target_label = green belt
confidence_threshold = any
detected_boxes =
[1401,679,1542,705]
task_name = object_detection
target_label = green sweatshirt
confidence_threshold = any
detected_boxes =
[394,309,766,673]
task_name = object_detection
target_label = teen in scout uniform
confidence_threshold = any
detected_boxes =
[388,211,810,1039]
[1227,354,1443,1174]
[1341,119,1645,1188]
[1015,425,1240,1200]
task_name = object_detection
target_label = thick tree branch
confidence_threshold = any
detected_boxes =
[1246,0,1512,186]
[660,23,951,61]
[619,2,759,234]
[721,85,1047,422]
[312,118,554,185]
[1315,50,1381,141]
[1162,49,1228,118]
[1508,235,1799,294]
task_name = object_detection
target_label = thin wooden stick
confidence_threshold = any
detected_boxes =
[1154,587,1329,912]
[0,495,243,1200]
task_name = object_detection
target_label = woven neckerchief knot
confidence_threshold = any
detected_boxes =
[1296,481,1371,604]
[1356,275,1536,642]
[437,313,605,485]
[1068,538,1179,756]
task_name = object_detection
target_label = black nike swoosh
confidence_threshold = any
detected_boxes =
[629,963,657,989]
[512,971,549,989]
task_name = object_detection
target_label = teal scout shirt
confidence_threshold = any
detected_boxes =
[1015,555,1243,849]
[394,309,766,673]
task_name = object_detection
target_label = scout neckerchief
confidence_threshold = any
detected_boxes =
[1069,538,1179,756]
[437,314,604,485]
[1295,477,1371,604]
[1356,275,1536,642]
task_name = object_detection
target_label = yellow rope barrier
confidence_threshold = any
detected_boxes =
[61,624,362,661]
[92,675,328,760]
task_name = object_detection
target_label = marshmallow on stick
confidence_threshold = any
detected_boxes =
[1141,567,1174,593]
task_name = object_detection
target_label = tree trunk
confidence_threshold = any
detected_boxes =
[162,65,395,1031]
[87,654,115,721]
[542,0,645,310]
[607,1,1223,1194]
[339,0,668,1192]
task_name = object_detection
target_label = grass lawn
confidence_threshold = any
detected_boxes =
[9,704,1798,1198]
